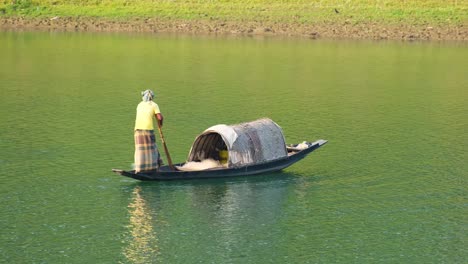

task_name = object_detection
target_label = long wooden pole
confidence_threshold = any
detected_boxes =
[156,122,175,170]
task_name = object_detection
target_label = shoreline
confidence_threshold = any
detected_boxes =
[1,16,467,41]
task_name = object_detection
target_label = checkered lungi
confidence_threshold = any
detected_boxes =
[134,129,160,172]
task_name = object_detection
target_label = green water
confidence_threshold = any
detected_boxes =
[0,31,466,263]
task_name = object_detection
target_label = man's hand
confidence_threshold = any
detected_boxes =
[156,113,164,127]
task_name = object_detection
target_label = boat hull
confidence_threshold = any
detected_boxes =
[112,140,327,181]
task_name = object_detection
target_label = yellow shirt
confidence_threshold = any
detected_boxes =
[134,101,161,130]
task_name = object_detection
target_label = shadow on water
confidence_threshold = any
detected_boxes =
[119,170,319,195]
[119,170,322,211]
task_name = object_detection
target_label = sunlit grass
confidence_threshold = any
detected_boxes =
[0,0,466,25]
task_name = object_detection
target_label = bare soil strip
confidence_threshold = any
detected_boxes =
[1,16,466,41]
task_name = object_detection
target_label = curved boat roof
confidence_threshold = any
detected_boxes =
[187,118,287,167]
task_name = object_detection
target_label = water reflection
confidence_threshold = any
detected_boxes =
[123,186,159,264]
[122,173,302,262]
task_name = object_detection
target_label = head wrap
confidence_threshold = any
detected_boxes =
[141,89,155,102]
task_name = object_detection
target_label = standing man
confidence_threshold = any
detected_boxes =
[134,89,164,173]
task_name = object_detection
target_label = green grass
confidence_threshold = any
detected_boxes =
[1,0,467,25]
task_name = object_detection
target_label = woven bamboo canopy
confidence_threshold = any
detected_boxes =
[187,118,288,167]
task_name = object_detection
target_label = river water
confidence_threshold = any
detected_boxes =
[0,31,466,263]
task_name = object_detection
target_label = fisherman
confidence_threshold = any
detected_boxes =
[134,89,164,173]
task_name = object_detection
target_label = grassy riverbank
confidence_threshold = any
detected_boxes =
[1,0,467,40]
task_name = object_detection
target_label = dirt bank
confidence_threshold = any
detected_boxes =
[1,16,466,41]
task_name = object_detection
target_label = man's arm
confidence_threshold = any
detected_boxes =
[156,113,164,127]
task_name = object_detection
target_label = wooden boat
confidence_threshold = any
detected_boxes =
[112,118,327,181]
[113,139,327,181]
